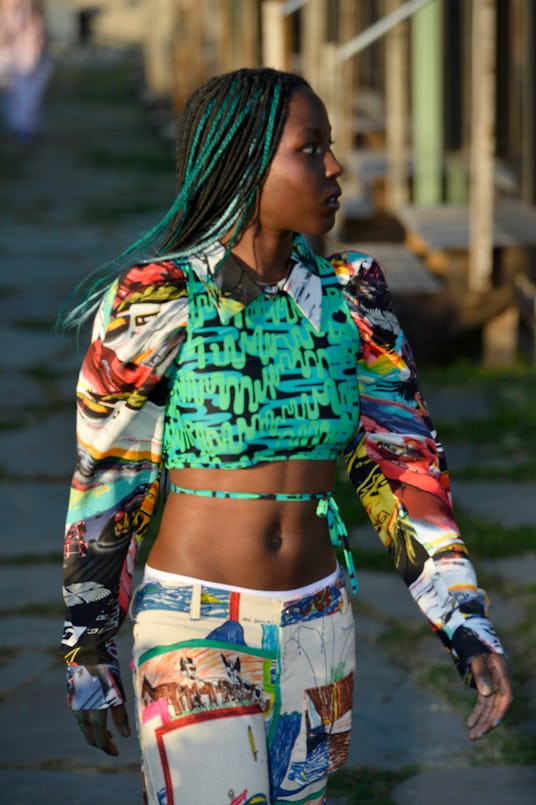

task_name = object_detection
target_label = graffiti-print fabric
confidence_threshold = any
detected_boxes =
[163,245,360,469]
[61,235,504,712]
[131,567,355,805]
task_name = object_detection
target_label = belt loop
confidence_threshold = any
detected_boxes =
[190,583,202,619]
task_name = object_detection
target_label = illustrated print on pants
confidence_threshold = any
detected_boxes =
[132,573,355,805]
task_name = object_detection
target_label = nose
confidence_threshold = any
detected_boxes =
[325,148,343,178]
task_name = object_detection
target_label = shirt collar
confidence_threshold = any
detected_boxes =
[187,234,324,330]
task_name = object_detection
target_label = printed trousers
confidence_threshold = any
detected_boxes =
[131,565,356,805]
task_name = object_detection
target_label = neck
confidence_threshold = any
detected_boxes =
[229,229,294,284]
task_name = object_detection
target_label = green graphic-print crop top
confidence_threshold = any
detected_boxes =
[162,251,361,469]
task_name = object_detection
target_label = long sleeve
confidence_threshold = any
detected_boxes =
[331,251,504,685]
[61,260,189,710]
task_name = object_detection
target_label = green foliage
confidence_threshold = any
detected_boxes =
[328,766,418,805]
[81,146,174,175]
[420,361,536,480]
[49,54,142,106]
[454,508,536,559]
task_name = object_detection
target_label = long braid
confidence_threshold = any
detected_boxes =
[59,68,309,330]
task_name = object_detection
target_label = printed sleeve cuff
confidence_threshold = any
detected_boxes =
[451,617,505,686]
[66,662,125,710]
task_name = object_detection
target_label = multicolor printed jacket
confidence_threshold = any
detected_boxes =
[61,235,504,710]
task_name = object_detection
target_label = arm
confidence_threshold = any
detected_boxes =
[332,251,511,736]
[61,260,188,717]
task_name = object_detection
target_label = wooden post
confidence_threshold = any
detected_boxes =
[385,0,409,211]
[302,0,326,91]
[522,0,536,204]
[141,0,176,100]
[239,0,260,67]
[217,0,236,73]
[337,0,358,160]
[261,0,290,70]
[320,41,345,240]
[411,0,443,205]
[468,0,496,292]
[171,0,206,112]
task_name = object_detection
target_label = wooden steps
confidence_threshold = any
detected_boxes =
[397,199,536,275]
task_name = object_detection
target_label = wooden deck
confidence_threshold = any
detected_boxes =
[397,199,536,273]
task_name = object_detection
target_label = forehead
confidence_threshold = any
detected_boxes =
[283,88,331,135]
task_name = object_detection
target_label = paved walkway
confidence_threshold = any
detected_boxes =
[0,49,534,804]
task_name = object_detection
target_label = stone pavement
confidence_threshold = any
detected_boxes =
[0,49,534,804]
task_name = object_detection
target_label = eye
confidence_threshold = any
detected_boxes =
[301,143,323,155]
[301,140,335,156]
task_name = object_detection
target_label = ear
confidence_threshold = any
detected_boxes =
[234,657,240,672]
[222,654,230,668]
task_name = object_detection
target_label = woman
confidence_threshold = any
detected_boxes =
[61,68,512,805]
[0,0,51,142]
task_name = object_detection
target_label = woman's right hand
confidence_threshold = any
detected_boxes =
[74,703,131,755]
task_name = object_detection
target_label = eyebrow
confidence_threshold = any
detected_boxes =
[298,127,331,137]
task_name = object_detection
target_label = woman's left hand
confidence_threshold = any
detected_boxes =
[467,652,513,740]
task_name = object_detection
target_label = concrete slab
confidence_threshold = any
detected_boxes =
[356,570,424,624]
[0,616,65,650]
[0,481,69,557]
[0,637,138,768]
[0,768,142,805]
[481,553,536,586]
[392,765,536,805]
[348,639,476,769]
[452,481,536,526]
[0,328,72,371]
[424,387,491,422]
[0,412,75,478]
[0,565,63,610]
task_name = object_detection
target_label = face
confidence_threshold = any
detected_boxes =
[256,87,343,237]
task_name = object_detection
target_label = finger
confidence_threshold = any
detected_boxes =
[88,710,117,754]
[75,710,119,756]
[74,710,97,747]
[487,654,513,722]
[111,703,131,738]
[467,654,513,740]
[471,653,494,698]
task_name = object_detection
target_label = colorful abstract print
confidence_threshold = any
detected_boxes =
[61,235,504,713]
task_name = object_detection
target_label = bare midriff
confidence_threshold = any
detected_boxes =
[147,459,339,590]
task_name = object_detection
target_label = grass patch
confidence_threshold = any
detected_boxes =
[83,196,167,225]
[328,765,418,804]
[0,284,17,298]
[0,647,23,667]
[454,509,536,559]
[471,731,536,766]
[0,552,61,566]
[49,52,142,107]
[377,623,430,667]
[0,602,65,618]
[420,360,536,479]
[24,365,66,382]
[81,146,173,175]
[0,400,74,431]
[13,317,55,332]
[454,462,536,481]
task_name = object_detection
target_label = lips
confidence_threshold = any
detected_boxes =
[325,189,341,210]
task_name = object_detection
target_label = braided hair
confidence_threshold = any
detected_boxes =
[61,67,309,329]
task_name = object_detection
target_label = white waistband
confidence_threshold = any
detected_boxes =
[143,563,340,599]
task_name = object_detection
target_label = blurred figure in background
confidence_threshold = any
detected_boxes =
[0,0,52,143]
